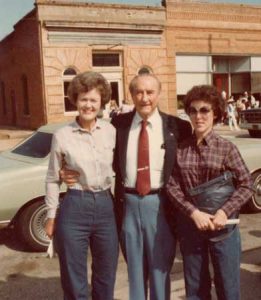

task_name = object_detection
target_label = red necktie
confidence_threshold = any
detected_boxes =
[136,120,151,195]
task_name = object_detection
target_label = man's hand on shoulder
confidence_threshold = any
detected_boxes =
[60,167,80,187]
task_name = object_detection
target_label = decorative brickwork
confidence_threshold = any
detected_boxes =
[42,47,91,122]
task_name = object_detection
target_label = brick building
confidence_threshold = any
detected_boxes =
[0,0,261,129]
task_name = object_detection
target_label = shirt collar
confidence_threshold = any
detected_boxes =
[133,108,161,128]
[71,117,102,133]
[192,129,216,147]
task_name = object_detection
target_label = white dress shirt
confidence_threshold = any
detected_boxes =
[125,109,165,189]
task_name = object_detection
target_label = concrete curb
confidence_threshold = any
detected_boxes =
[0,133,9,140]
[0,128,33,140]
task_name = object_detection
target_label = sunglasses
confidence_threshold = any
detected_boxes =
[188,106,212,116]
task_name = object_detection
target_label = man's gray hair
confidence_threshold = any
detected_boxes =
[129,73,161,95]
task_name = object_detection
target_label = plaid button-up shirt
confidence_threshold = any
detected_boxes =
[167,130,253,217]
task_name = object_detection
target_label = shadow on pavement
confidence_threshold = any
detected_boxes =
[0,273,123,300]
[240,247,261,299]
[248,230,261,238]
[0,274,63,300]
[235,133,252,139]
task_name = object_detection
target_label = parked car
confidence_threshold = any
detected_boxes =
[0,123,260,252]
[0,122,67,251]
[239,108,261,138]
[223,136,261,213]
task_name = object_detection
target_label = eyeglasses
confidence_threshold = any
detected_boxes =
[188,106,212,116]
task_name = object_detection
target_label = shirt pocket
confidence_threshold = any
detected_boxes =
[97,143,114,166]
[152,148,165,171]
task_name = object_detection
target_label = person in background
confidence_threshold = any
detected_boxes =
[119,99,134,114]
[109,99,120,118]
[242,91,250,109]
[167,85,253,300]
[103,100,111,118]
[227,96,240,131]
[221,90,227,101]
[45,71,118,300]
[249,93,256,108]
[257,93,261,108]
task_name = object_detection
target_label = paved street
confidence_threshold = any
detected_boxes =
[0,124,260,299]
[0,213,260,299]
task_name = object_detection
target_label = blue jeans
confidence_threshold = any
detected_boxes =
[121,192,176,300]
[55,189,119,300]
[177,213,241,300]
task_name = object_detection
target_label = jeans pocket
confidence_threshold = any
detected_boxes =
[58,192,82,222]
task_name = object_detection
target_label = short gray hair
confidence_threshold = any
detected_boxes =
[129,73,161,95]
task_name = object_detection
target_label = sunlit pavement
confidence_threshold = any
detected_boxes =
[114,213,261,300]
[214,123,249,137]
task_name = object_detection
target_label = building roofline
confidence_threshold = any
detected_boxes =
[13,8,37,29]
[36,0,165,11]
[167,0,261,8]
[0,8,37,43]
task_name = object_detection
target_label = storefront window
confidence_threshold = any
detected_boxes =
[92,53,120,67]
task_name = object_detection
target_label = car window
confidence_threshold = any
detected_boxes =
[11,132,53,158]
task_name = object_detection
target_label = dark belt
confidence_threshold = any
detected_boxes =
[124,187,162,195]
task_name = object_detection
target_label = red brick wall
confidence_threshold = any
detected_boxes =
[0,10,46,129]
[165,0,261,115]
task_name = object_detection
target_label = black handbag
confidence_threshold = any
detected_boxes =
[185,171,238,242]
[187,171,236,215]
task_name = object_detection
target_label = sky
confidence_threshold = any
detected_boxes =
[0,0,260,41]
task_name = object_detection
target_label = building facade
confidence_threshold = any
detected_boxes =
[0,0,261,129]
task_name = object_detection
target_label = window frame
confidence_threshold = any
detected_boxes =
[62,67,78,116]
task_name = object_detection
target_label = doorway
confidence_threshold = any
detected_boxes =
[100,72,124,107]
[213,73,229,97]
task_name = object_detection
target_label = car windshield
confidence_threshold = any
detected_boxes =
[11,132,53,158]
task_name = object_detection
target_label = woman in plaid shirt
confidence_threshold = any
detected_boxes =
[167,85,253,300]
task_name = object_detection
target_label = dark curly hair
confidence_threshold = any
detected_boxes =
[184,85,225,124]
[67,71,111,108]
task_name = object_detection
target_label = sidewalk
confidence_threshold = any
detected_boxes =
[114,252,188,300]
[0,126,33,152]
[0,126,33,139]
[214,123,250,137]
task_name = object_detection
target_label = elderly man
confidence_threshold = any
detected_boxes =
[111,73,191,300]
[61,73,192,300]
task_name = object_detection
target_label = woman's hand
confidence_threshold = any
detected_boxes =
[190,209,215,231]
[59,167,80,187]
[212,209,228,230]
[45,218,56,239]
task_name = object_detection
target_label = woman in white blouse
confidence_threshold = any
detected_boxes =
[44,71,118,300]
